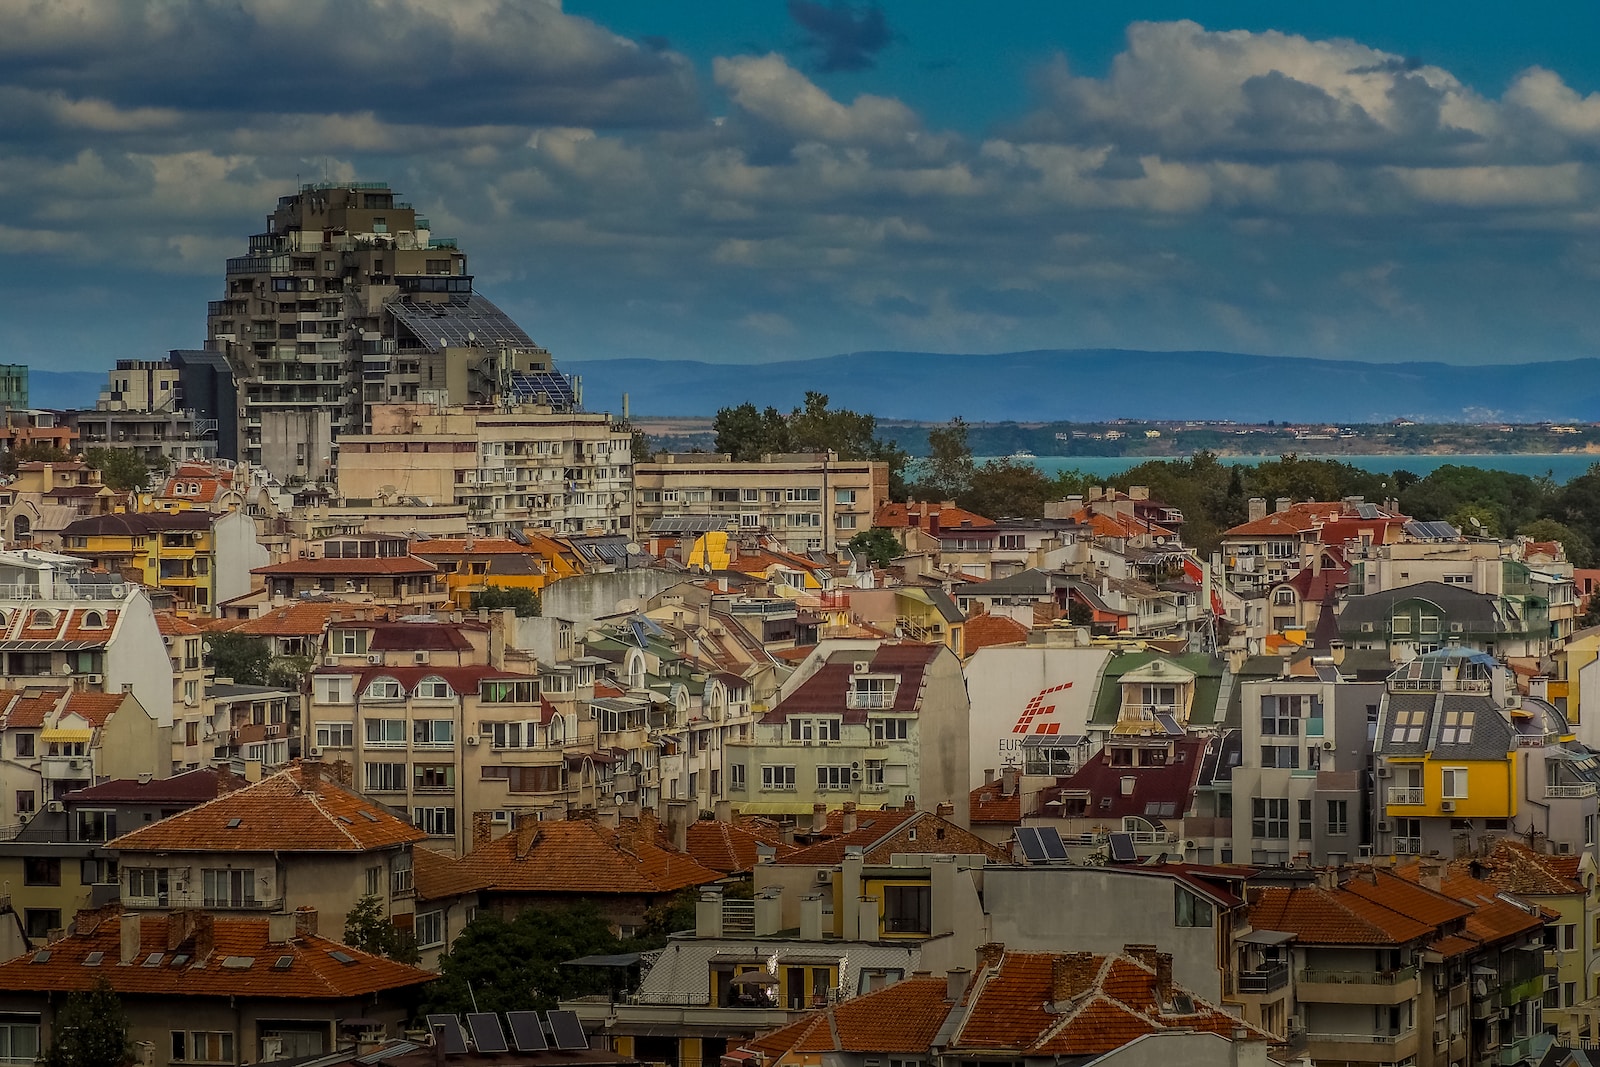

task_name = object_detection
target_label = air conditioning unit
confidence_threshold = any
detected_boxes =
[46,800,64,813]
[323,656,338,666]
[1558,841,1573,855]
[1376,820,1393,833]
[1440,800,1456,812]
[851,770,863,781]
[86,674,103,685]
[366,654,382,664]
[853,661,870,674]
[68,759,85,770]
[309,747,322,757]
[465,735,480,747]
[815,868,832,884]
[413,652,428,664]
[1321,740,1335,750]
[1377,766,1392,778]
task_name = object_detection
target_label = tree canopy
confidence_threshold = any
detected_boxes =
[849,527,903,568]
[344,895,420,964]
[422,905,625,1015]
[712,392,909,495]
[204,632,271,686]
[44,978,130,1067]
[469,586,542,617]
[83,447,154,492]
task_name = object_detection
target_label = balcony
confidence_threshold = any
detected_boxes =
[1237,962,1290,995]
[1297,965,1419,1005]
[1387,787,1425,806]
[1303,1028,1418,1063]
[125,893,284,912]
[1546,783,1597,799]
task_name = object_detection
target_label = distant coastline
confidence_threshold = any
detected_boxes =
[981,452,1600,483]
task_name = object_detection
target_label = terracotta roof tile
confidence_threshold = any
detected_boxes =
[414,846,490,902]
[969,782,1023,824]
[675,819,798,874]
[748,976,951,1056]
[155,612,205,637]
[108,763,425,853]
[872,503,996,531]
[761,643,941,725]
[62,691,130,726]
[253,557,436,576]
[66,768,244,805]
[458,816,723,896]
[238,602,375,638]
[0,908,431,1000]
[774,809,1010,866]
[962,612,1029,654]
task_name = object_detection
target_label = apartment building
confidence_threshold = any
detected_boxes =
[727,641,970,823]
[205,182,575,479]
[0,688,169,827]
[338,403,634,536]
[60,510,268,615]
[1341,579,1555,659]
[1219,497,1409,598]
[156,613,210,770]
[634,452,887,553]
[251,534,444,607]
[71,358,220,466]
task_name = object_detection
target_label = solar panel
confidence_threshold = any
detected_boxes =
[1037,826,1069,861]
[82,951,103,967]
[546,1011,588,1051]
[426,1016,468,1056]
[1014,825,1045,862]
[507,370,578,411]
[467,1014,508,1054]
[506,1011,547,1053]
[388,294,538,352]
[1107,832,1137,863]
[1153,712,1184,736]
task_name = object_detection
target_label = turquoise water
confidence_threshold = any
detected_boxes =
[977,453,1600,484]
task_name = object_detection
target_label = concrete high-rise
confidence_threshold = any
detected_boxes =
[205,182,576,482]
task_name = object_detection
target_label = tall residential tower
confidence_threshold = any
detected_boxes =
[206,182,576,482]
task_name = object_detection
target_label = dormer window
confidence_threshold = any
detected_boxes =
[790,717,841,742]
[849,676,896,709]
[28,610,54,629]
[81,611,105,630]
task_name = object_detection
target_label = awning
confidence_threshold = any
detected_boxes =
[1237,929,1294,946]
[564,952,644,968]
[42,728,93,743]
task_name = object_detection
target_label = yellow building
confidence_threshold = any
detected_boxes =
[1373,651,1519,857]
[59,510,266,615]
[411,535,585,610]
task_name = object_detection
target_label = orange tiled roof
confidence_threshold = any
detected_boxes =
[1390,858,1552,943]
[238,601,379,637]
[749,976,951,1055]
[1248,868,1472,946]
[873,502,996,531]
[254,556,436,576]
[1222,502,1355,538]
[62,691,130,726]
[457,816,723,896]
[412,538,539,556]
[414,846,489,902]
[775,809,1011,866]
[0,689,67,729]
[676,819,798,874]
[108,763,425,854]
[155,612,205,637]
[969,782,1023,824]
[963,612,1028,654]
[0,908,431,1000]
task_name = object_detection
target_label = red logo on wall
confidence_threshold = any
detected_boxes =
[1011,681,1075,734]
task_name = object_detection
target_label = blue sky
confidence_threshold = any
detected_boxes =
[7,2,1600,377]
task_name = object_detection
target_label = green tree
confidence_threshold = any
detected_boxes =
[0,441,72,476]
[469,586,542,617]
[204,632,271,685]
[1448,503,1501,538]
[1067,601,1095,627]
[712,403,791,461]
[423,905,622,1015]
[1518,517,1594,568]
[849,528,903,568]
[83,447,152,492]
[44,977,130,1067]
[266,654,314,691]
[914,417,975,501]
[630,431,655,464]
[344,894,421,964]
[961,457,1055,519]
[634,888,698,948]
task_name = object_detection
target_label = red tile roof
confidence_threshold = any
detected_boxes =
[962,612,1029,654]
[774,809,1010,866]
[1040,738,1207,821]
[238,602,376,638]
[0,908,431,1000]
[414,846,489,902]
[253,557,436,576]
[749,976,952,1056]
[455,815,724,896]
[367,622,474,652]
[65,768,244,805]
[155,612,205,637]
[969,782,1023,824]
[1246,869,1470,946]
[108,763,425,854]
[61,691,132,726]
[761,643,941,724]
[675,819,798,874]
[873,502,996,531]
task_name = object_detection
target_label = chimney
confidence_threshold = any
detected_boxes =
[166,909,198,950]
[811,802,828,834]
[927,508,940,536]
[1153,952,1173,1005]
[120,912,143,964]
[471,811,493,851]
[300,759,322,790]
[268,912,296,944]
[946,967,971,1003]
[294,906,318,938]
[976,942,1006,973]
[1124,943,1158,968]
[714,799,732,823]
[841,802,858,834]
[935,801,954,817]
[1051,952,1099,1004]
[1419,859,1443,893]
[665,800,691,852]
[193,913,215,960]
[984,768,996,786]
[1275,497,1292,513]
[1247,497,1267,522]
[1001,766,1018,797]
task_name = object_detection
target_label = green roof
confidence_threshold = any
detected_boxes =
[1088,651,1228,727]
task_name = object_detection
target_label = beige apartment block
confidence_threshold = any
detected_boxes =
[337,403,634,537]
[634,452,888,553]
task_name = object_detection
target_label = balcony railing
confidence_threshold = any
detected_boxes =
[1547,784,1597,799]
[1237,962,1290,994]
[1303,1028,1416,1046]
[1300,965,1417,986]
[125,893,283,911]
[1396,837,1423,855]
[1387,787,1425,805]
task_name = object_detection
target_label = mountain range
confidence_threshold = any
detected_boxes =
[566,349,1600,423]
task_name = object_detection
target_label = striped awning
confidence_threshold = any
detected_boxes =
[42,728,93,743]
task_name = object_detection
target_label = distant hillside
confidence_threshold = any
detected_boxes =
[567,349,1600,423]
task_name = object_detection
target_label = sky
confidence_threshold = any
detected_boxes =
[8,2,1600,374]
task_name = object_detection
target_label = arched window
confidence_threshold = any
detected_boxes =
[413,676,452,700]
[81,611,105,629]
[548,715,566,746]
[363,676,404,701]
[28,609,55,629]
[13,514,31,540]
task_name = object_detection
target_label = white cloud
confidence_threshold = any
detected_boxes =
[713,54,920,147]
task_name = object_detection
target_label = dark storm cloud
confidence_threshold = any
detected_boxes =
[787,1,894,72]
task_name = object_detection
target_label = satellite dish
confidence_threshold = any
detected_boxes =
[1469,516,1484,531]
[625,542,641,555]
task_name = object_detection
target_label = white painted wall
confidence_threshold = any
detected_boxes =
[962,646,1111,788]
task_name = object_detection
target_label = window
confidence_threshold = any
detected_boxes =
[1174,886,1214,927]
[817,766,852,791]
[490,721,524,749]
[1298,799,1312,841]
[364,677,404,701]
[364,718,405,746]
[1439,709,1474,744]
[314,722,353,748]
[23,910,59,940]
[1442,767,1469,799]
[413,719,454,746]
[789,717,841,742]
[13,733,33,759]
[1260,696,1301,736]
[998,534,1026,551]
[835,489,857,505]
[313,675,351,704]
[77,810,116,843]
[81,858,117,886]
[872,718,910,741]
[850,677,896,709]
[414,807,455,835]
[23,857,59,886]
[1390,709,1426,744]
[128,867,167,901]
[202,868,256,908]
[414,677,453,699]
[14,791,33,815]
[1391,615,1412,635]
[761,765,796,791]
[414,764,455,792]
[417,910,446,949]
[0,1014,40,1065]
[1260,745,1299,769]
[882,885,931,934]
[1252,797,1289,839]
[173,1031,234,1064]
[729,763,746,789]
[1327,799,1349,835]
[330,629,368,656]
[1272,588,1295,605]
[365,762,406,792]
[364,866,381,897]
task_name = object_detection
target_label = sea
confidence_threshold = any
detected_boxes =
[977,453,1600,485]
